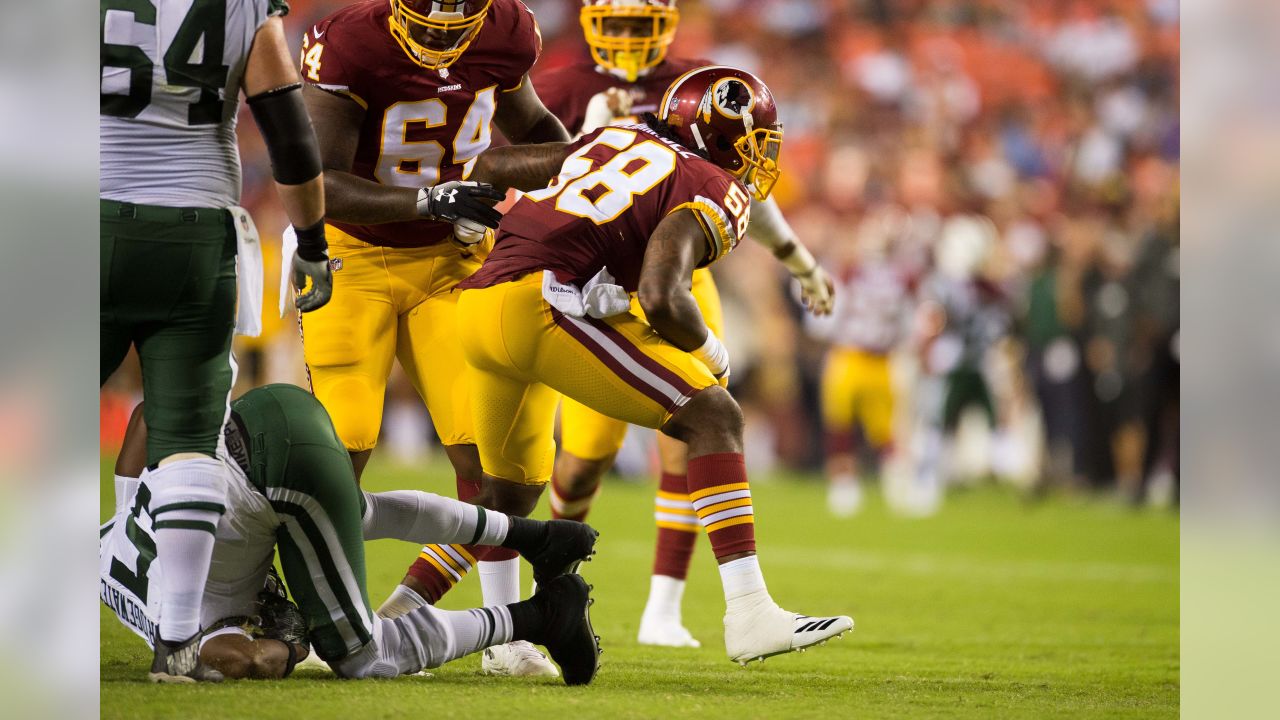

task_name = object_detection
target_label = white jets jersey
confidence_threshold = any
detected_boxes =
[807,259,915,354]
[100,455,277,648]
[99,0,289,208]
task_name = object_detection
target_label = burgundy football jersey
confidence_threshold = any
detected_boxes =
[460,123,751,293]
[300,0,540,248]
[535,56,711,136]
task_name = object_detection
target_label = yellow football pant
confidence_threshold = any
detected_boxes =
[820,346,895,448]
[300,226,482,451]
[458,273,718,485]
[558,267,725,461]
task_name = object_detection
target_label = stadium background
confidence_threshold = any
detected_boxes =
[100,0,1180,502]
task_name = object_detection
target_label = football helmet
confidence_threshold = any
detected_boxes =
[658,65,783,200]
[581,0,679,82]
[389,0,492,70]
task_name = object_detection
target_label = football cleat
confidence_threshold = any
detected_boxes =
[523,520,599,585]
[637,612,700,648]
[723,595,853,665]
[481,641,560,678]
[148,632,224,684]
[529,574,601,686]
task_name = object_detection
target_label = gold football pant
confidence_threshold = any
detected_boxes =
[458,273,718,485]
[558,267,725,461]
[300,227,481,452]
[821,347,895,451]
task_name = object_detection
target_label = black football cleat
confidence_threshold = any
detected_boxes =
[524,520,599,585]
[149,632,225,684]
[533,574,601,686]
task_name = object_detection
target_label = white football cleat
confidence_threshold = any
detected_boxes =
[481,640,560,678]
[637,612,701,648]
[723,595,853,665]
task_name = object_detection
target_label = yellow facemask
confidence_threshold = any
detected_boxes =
[389,0,492,70]
[734,127,783,201]
[580,2,679,82]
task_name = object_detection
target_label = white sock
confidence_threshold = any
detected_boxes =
[478,558,521,606]
[719,555,769,609]
[377,583,430,620]
[113,474,140,515]
[147,457,228,642]
[334,606,515,679]
[362,490,509,546]
[642,575,686,620]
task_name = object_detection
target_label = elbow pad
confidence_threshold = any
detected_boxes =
[247,84,323,185]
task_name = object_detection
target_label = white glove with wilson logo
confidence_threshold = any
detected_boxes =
[692,331,731,388]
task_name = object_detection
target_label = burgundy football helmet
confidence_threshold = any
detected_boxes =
[657,65,783,200]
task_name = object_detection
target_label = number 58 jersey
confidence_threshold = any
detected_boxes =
[300,0,540,248]
[461,123,752,293]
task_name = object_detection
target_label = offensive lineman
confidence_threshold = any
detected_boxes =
[294,0,571,676]
[101,0,332,682]
[531,0,836,647]
[455,66,854,664]
[102,384,601,684]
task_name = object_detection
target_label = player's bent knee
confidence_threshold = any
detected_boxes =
[555,453,611,496]
[663,386,744,445]
[443,444,483,483]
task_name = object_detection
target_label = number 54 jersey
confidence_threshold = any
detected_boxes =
[300,0,540,248]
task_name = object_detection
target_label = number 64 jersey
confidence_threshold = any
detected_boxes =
[461,123,752,293]
[300,0,540,248]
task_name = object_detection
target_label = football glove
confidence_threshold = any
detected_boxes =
[291,254,332,313]
[257,567,308,646]
[795,264,835,316]
[417,180,506,229]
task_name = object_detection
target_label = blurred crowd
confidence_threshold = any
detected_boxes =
[100,0,1180,508]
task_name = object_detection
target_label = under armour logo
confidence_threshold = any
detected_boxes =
[440,189,458,203]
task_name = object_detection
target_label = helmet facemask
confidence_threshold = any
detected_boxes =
[734,126,782,200]
[389,0,492,70]
[581,2,679,82]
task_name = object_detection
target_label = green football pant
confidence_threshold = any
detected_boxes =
[100,199,237,465]
[230,384,374,660]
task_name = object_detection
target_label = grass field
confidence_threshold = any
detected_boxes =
[100,457,1178,719]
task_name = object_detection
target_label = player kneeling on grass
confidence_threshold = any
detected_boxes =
[454,66,853,664]
[101,384,601,684]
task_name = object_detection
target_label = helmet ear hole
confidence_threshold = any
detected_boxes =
[715,135,733,152]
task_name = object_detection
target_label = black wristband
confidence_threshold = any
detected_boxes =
[280,640,300,679]
[247,83,323,185]
[294,219,328,262]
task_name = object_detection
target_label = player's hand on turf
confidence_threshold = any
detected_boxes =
[796,264,835,316]
[291,253,333,313]
[417,180,506,229]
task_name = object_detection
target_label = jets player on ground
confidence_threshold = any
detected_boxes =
[294,0,572,677]
[103,384,601,684]
[531,0,835,648]
[101,0,332,682]
[453,66,853,664]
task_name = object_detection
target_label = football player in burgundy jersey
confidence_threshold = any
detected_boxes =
[296,0,571,677]
[530,0,836,649]
[452,66,854,665]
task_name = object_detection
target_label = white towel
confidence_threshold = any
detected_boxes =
[229,206,263,337]
[541,267,630,319]
[279,224,298,318]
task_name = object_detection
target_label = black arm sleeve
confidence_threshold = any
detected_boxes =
[246,83,323,185]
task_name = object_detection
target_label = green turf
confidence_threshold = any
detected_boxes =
[100,457,1178,718]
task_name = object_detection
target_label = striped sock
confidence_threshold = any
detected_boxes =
[686,453,756,560]
[407,543,477,603]
[549,475,601,522]
[652,472,698,579]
